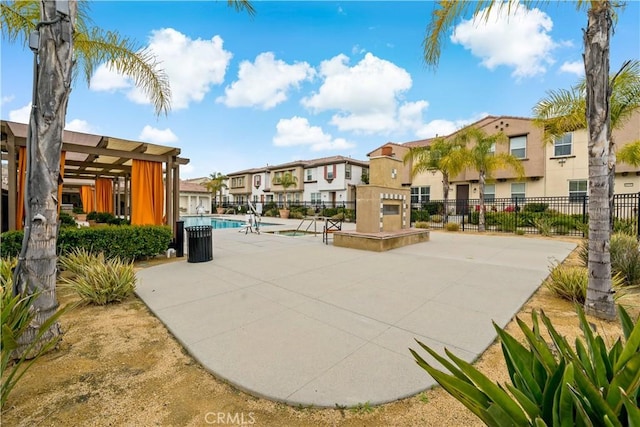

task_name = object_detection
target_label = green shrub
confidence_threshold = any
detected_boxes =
[579,233,640,287]
[289,211,304,219]
[522,202,549,213]
[545,264,588,303]
[431,214,443,223]
[264,208,278,217]
[411,210,431,223]
[58,248,105,276]
[411,304,640,427]
[422,202,444,215]
[553,215,577,234]
[61,256,136,305]
[322,208,338,217]
[331,212,345,221]
[497,214,517,232]
[86,211,98,221]
[72,206,84,214]
[515,229,525,236]
[1,258,67,408]
[59,212,77,228]
[611,233,640,287]
[533,217,553,236]
[0,231,23,259]
[414,222,430,229]
[445,223,459,232]
[614,218,636,236]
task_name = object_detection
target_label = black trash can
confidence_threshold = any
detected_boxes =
[185,225,213,263]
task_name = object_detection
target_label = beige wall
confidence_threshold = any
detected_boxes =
[369,156,406,188]
[356,185,410,233]
[368,144,412,185]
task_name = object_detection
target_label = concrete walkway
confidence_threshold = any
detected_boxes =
[136,218,576,407]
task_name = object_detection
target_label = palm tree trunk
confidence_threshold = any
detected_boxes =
[442,173,450,224]
[478,171,486,232]
[584,2,616,320]
[15,0,75,355]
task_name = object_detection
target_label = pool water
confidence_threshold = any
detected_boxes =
[182,217,278,229]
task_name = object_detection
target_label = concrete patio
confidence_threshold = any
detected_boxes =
[136,218,576,407]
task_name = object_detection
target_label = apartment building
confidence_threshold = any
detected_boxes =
[226,156,369,206]
[368,112,640,210]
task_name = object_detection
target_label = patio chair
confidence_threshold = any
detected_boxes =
[322,217,342,245]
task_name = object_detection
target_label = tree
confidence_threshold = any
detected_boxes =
[205,172,228,208]
[533,59,640,318]
[1,0,254,352]
[278,172,298,210]
[404,137,467,224]
[423,0,622,319]
[451,127,524,232]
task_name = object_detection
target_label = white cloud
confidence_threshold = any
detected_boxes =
[180,163,195,177]
[65,119,94,133]
[559,60,584,76]
[273,116,355,152]
[217,52,314,109]
[91,28,232,110]
[451,4,556,78]
[302,53,426,135]
[1,95,15,105]
[8,103,31,123]
[351,44,365,55]
[138,125,178,144]
[415,113,488,139]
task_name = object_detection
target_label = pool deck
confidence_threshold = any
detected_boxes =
[136,216,576,407]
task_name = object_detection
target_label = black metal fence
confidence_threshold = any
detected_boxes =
[410,193,640,238]
[220,201,358,220]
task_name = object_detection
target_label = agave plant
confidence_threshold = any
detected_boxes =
[411,304,640,426]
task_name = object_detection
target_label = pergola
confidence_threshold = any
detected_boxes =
[1,120,189,237]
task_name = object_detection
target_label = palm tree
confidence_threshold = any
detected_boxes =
[1,0,254,351]
[533,59,640,319]
[403,137,467,224]
[618,141,640,166]
[278,172,298,214]
[451,127,524,232]
[423,0,622,319]
[205,172,228,211]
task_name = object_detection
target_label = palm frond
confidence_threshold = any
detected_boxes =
[74,28,171,116]
[0,0,39,45]
[617,141,640,167]
[227,0,256,17]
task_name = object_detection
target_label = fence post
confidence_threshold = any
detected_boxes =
[461,210,465,231]
[582,194,588,238]
[514,198,519,234]
[636,192,640,240]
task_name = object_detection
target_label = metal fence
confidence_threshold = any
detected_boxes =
[220,201,358,220]
[410,193,640,238]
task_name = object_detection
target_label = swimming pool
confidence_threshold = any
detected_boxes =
[182,217,278,229]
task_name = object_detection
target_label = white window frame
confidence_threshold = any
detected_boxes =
[511,182,526,201]
[305,169,313,181]
[345,164,352,179]
[554,133,573,157]
[484,184,496,203]
[569,180,587,202]
[510,135,527,159]
[310,192,321,205]
[410,186,430,206]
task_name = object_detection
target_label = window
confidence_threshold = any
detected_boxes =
[489,142,496,156]
[273,171,282,184]
[554,133,572,156]
[569,180,587,202]
[510,135,527,158]
[253,195,258,203]
[305,169,314,181]
[345,164,352,179]
[266,195,274,202]
[326,167,334,180]
[410,186,430,206]
[310,193,321,205]
[253,175,261,188]
[231,177,244,188]
[484,184,495,203]
[511,183,525,201]
[383,204,400,215]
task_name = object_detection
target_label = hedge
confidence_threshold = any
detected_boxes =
[1,225,172,261]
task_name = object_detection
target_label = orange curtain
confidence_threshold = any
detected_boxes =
[16,147,26,230]
[80,185,95,213]
[131,160,164,225]
[95,178,114,213]
[57,151,66,214]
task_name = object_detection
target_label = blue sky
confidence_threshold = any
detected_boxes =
[2,1,639,179]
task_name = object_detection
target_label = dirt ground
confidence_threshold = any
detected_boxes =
[2,236,639,427]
